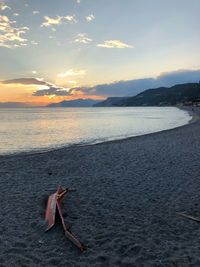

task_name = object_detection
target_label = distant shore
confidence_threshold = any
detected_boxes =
[0,106,200,266]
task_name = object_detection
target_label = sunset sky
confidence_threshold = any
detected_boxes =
[0,0,200,105]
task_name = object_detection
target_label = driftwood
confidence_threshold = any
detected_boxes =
[45,186,86,251]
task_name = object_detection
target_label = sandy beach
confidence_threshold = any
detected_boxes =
[0,107,200,267]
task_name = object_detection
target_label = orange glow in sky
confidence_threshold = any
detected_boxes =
[0,82,104,106]
[0,0,200,106]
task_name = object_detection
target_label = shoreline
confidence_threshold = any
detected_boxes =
[0,106,200,266]
[0,106,198,159]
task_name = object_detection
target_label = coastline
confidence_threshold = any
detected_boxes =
[0,106,197,159]
[178,106,200,123]
[0,106,200,266]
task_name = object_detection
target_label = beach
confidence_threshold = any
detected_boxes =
[0,107,200,267]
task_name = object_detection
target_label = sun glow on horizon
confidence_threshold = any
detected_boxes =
[0,0,200,105]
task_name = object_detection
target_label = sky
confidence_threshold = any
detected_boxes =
[0,0,200,106]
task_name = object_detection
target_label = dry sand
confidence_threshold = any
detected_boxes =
[0,107,200,267]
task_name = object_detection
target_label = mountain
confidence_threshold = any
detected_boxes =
[47,99,101,107]
[95,83,200,107]
[0,102,30,108]
[118,83,200,106]
[93,97,130,107]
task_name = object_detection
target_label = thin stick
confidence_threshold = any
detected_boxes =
[177,212,200,223]
[56,201,86,251]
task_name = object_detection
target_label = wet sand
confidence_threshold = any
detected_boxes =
[0,107,200,267]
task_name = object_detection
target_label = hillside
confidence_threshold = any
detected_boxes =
[0,102,30,108]
[47,99,100,107]
[95,83,200,107]
[94,97,129,107]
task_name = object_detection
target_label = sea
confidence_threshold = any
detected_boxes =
[0,107,191,155]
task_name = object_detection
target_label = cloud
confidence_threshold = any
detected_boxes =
[70,69,200,98]
[0,2,11,11]
[76,0,81,3]
[2,77,72,97]
[68,80,77,85]
[74,33,92,44]
[2,78,51,86]
[85,14,95,22]
[13,13,19,17]
[33,86,71,96]
[42,16,62,27]
[30,40,38,45]
[0,15,29,48]
[157,69,200,85]
[4,69,199,100]
[97,40,133,49]
[42,15,77,27]
[57,69,86,77]
[33,10,40,15]
[64,15,77,24]
[77,79,156,97]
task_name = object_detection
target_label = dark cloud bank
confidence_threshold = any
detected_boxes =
[2,78,51,87]
[64,69,200,98]
[84,69,200,98]
[32,86,71,96]
[2,69,200,98]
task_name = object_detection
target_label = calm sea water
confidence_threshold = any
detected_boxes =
[0,107,191,155]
